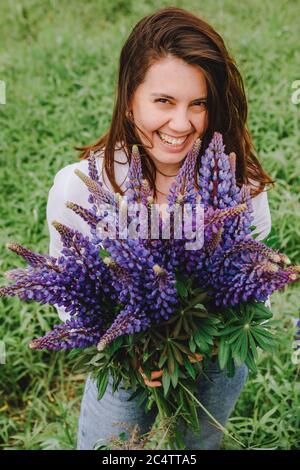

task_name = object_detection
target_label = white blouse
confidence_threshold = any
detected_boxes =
[46,149,272,322]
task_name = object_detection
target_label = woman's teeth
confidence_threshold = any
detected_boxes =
[157,131,188,146]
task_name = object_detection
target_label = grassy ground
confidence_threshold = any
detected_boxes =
[0,0,299,450]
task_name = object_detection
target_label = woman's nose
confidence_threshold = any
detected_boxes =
[168,109,192,134]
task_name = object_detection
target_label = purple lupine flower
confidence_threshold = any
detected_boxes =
[123,144,143,203]
[1,132,299,352]
[167,138,202,208]
[29,316,105,351]
[198,132,240,209]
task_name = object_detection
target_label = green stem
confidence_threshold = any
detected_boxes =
[179,381,245,448]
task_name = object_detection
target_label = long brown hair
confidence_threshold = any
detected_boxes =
[75,6,275,198]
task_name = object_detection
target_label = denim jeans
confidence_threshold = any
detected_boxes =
[76,358,248,450]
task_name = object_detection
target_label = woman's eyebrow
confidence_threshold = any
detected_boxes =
[150,93,207,100]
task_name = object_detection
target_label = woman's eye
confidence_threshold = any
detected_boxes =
[156,98,170,104]
[155,99,207,107]
[194,101,207,107]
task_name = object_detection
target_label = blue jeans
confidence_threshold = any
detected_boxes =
[76,358,248,450]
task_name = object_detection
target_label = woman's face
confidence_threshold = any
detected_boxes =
[130,55,208,170]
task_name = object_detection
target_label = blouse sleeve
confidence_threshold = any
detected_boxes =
[250,188,272,242]
[250,185,273,309]
[46,159,95,322]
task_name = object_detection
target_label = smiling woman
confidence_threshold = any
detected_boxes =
[54,6,277,450]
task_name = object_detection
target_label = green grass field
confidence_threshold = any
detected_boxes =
[0,0,299,450]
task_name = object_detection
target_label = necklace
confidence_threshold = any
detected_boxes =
[156,188,169,196]
[155,167,178,177]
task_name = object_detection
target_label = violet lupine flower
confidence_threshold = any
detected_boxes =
[1,131,299,352]
[101,237,178,323]
[97,304,151,352]
[205,245,299,306]
[123,145,143,203]
[29,317,105,351]
[6,243,59,270]
[198,132,240,209]
[167,138,202,208]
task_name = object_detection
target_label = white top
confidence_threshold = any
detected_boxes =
[46,149,272,322]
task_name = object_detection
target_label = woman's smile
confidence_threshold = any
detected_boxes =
[155,130,192,153]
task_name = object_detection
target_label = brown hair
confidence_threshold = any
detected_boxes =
[75,6,275,198]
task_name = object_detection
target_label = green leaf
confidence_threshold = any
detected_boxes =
[96,370,109,400]
[248,332,259,361]
[189,338,196,353]
[171,341,192,355]
[227,328,244,345]
[217,325,243,336]
[158,345,168,368]
[251,331,276,352]
[200,322,219,336]
[170,344,184,366]
[218,336,230,370]
[182,316,192,334]
[183,356,196,380]
[189,309,209,319]
[162,370,171,397]
[231,331,245,356]
[251,326,275,342]
[245,351,257,374]
[172,317,183,338]
[193,331,210,352]
[170,361,179,388]
[236,332,248,365]
[226,355,236,378]
[251,302,273,320]
[167,347,175,376]
[176,280,188,298]
[136,390,148,407]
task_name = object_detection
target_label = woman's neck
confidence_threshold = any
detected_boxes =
[154,173,177,204]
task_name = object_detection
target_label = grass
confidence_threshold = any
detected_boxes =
[0,0,299,450]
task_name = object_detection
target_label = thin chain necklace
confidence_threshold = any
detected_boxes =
[155,167,178,177]
[156,188,169,196]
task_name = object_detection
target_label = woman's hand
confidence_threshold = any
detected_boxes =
[138,352,204,388]
[138,366,164,388]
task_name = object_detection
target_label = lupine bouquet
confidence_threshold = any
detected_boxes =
[1,132,299,449]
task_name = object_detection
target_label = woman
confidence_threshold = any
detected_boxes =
[47,7,274,450]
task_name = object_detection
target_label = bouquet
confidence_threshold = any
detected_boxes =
[1,132,299,449]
